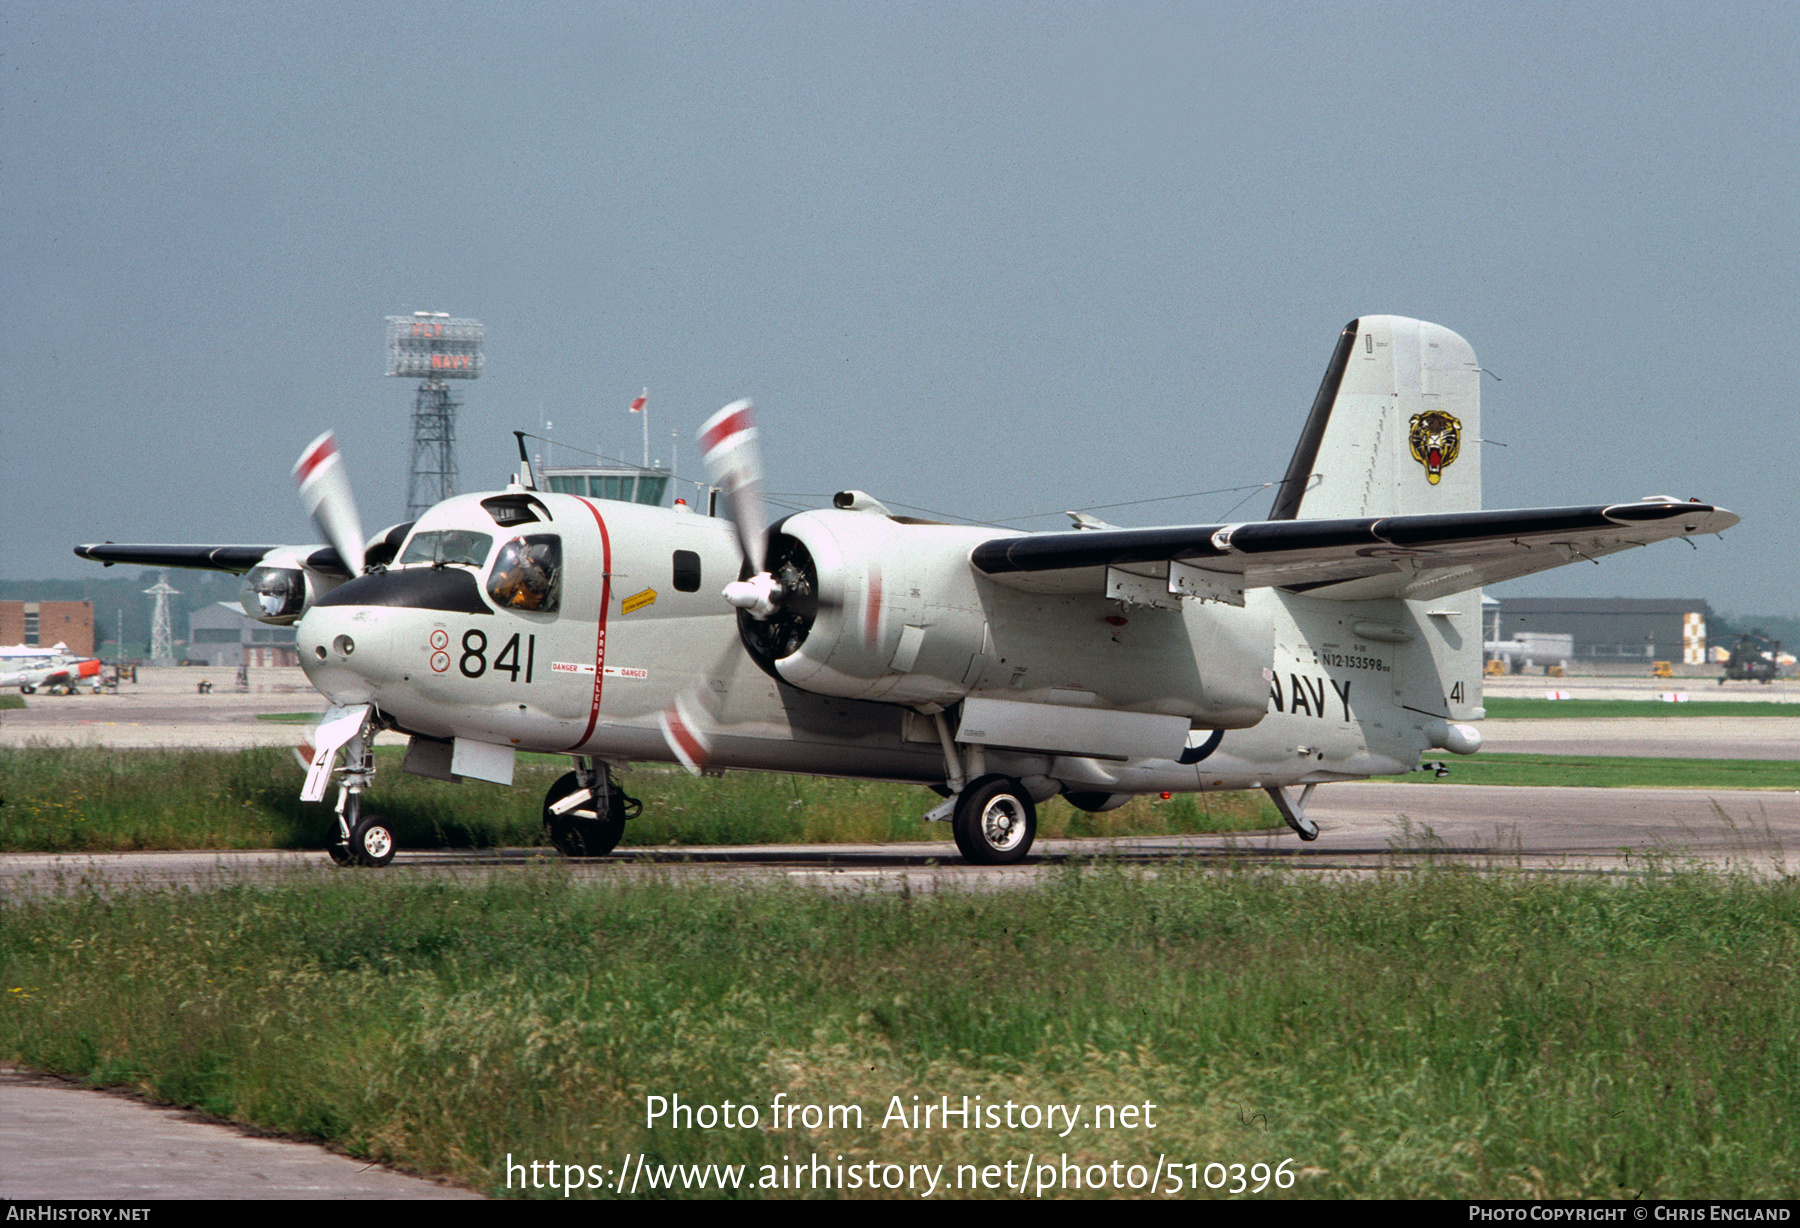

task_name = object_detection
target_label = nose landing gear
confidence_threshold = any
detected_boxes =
[307,703,393,867]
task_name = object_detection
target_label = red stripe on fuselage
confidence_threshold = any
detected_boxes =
[563,498,612,752]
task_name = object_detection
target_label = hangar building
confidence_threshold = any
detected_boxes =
[1487,598,1712,668]
[189,602,299,668]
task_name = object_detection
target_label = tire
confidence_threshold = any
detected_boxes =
[349,814,396,867]
[543,771,626,858]
[951,774,1036,865]
[325,842,353,866]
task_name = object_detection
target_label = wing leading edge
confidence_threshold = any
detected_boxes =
[73,543,352,578]
[969,499,1738,604]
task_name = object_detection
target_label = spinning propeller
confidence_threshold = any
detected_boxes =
[698,400,780,617]
[293,431,367,576]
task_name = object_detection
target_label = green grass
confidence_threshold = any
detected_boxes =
[0,694,26,711]
[1484,697,1796,719]
[253,711,321,724]
[0,746,1277,853]
[1386,753,1800,790]
[3,865,1796,1198]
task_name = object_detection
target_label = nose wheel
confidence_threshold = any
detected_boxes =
[328,790,397,867]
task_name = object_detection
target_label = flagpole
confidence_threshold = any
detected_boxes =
[640,386,650,470]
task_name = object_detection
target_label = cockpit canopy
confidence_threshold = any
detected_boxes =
[486,535,562,612]
[397,530,493,569]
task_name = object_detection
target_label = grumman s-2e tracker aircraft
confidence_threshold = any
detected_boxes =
[77,317,1737,867]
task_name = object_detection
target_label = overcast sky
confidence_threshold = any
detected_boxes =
[4,2,1794,614]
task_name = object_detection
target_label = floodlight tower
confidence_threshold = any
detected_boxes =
[387,312,484,519]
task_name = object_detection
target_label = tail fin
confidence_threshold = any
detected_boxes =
[1269,316,1482,521]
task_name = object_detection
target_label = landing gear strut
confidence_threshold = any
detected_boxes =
[1264,783,1320,841]
[325,716,394,866]
[544,758,640,857]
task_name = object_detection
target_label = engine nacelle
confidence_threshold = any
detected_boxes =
[740,508,1272,732]
[743,510,990,708]
[237,548,345,625]
[236,523,413,626]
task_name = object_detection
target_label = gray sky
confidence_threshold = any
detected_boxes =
[4,1,1794,613]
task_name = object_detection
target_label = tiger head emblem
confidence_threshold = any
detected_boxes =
[1408,410,1461,485]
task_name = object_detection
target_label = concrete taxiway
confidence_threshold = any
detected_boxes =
[0,1068,479,1200]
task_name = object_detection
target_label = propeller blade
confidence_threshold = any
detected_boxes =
[698,399,767,576]
[293,431,367,574]
[659,693,714,776]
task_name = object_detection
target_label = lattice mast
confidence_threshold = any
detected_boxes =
[144,572,179,663]
[387,313,484,519]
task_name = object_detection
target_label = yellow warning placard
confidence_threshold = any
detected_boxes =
[621,588,657,615]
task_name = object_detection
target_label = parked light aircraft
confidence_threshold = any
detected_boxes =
[0,644,102,694]
[76,317,1738,866]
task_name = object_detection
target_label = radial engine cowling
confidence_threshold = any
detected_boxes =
[740,510,991,708]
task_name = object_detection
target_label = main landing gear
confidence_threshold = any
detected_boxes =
[543,758,641,857]
[950,774,1038,865]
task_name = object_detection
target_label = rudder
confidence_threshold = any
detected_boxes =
[1269,316,1481,521]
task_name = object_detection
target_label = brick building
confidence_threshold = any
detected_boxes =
[0,602,95,655]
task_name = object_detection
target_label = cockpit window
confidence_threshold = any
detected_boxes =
[486,535,562,612]
[397,530,494,569]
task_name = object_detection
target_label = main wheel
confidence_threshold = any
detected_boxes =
[543,771,626,858]
[325,842,353,866]
[951,774,1036,865]
[348,813,396,867]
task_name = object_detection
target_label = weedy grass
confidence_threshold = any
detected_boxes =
[1386,753,1800,791]
[0,746,1276,852]
[1483,698,1796,719]
[0,694,27,711]
[2,864,1796,1199]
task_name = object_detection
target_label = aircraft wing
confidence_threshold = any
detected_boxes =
[73,543,352,579]
[970,500,1738,604]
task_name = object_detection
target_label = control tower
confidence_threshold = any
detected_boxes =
[386,312,484,518]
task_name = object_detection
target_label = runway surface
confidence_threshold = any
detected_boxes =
[5,781,1795,897]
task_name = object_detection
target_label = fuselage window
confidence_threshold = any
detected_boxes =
[673,549,702,593]
[488,535,563,612]
[398,530,494,569]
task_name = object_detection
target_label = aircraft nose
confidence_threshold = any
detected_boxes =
[297,605,398,705]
